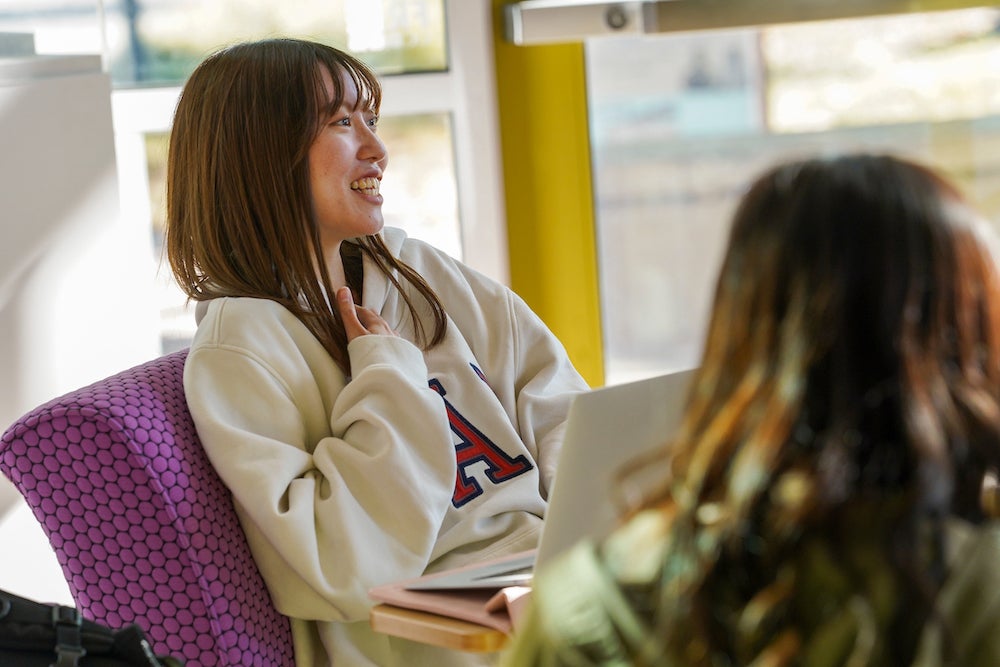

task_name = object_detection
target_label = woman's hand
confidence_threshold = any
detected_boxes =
[336,286,398,341]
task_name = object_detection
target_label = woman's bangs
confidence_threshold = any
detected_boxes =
[347,62,381,112]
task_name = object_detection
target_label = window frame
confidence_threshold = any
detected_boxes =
[109,0,510,285]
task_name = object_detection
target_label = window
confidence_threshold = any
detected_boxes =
[588,8,1000,384]
[1,0,447,85]
[106,0,446,85]
[1,0,504,354]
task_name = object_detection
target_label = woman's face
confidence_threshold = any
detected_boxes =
[308,66,388,257]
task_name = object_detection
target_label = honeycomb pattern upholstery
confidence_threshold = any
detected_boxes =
[0,349,295,666]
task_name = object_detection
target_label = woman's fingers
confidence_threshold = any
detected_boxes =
[336,287,368,341]
[356,308,398,336]
[336,287,398,340]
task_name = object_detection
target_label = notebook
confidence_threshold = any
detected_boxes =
[402,367,696,591]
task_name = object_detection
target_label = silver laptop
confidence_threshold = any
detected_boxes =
[405,367,696,590]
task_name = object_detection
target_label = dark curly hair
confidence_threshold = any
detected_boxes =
[631,154,1000,665]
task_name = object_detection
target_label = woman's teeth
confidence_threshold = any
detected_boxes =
[351,177,380,195]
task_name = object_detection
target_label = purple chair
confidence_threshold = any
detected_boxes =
[0,350,295,667]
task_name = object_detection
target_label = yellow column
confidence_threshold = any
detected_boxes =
[491,1,605,387]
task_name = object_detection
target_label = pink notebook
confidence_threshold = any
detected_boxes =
[368,550,535,634]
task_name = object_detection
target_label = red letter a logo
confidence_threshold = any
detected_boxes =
[429,379,533,507]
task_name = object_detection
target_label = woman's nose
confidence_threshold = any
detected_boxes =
[359,124,387,165]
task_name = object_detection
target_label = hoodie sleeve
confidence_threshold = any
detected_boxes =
[184,300,456,623]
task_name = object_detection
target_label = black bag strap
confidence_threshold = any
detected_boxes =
[50,604,85,667]
[0,589,184,666]
[0,589,114,654]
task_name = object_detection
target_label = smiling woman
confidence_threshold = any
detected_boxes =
[163,36,589,667]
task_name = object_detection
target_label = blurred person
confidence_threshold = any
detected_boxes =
[502,153,1000,666]
[165,38,588,667]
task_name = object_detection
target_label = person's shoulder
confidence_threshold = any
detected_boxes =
[192,297,312,351]
[199,296,297,327]
[187,297,341,395]
[939,517,1000,603]
[925,518,1000,663]
[945,517,1000,555]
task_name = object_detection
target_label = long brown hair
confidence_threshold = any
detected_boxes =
[165,38,446,373]
[632,154,1000,664]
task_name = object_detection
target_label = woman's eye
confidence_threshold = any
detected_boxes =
[327,113,377,129]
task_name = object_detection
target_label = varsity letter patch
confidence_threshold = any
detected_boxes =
[428,378,533,507]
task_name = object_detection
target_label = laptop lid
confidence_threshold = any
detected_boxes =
[534,367,695,568]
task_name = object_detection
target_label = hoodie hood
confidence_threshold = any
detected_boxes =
[358,226,408,315]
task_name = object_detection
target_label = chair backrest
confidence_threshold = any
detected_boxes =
[0,349,295,667]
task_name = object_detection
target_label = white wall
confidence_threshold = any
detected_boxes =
[0,51,160,603]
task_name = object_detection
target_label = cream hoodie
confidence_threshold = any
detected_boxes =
[183,227,589,666]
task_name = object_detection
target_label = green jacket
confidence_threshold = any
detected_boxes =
[501,514,1000,666]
